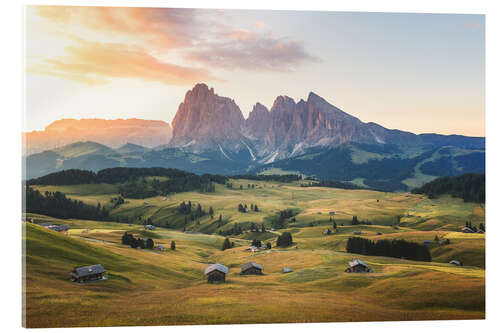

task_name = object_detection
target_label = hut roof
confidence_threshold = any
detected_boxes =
[282,267,293,273]
[449,260,462,265]
[241,262,263,272]
[71,264,106,278]
[204,263,228,275]
[348,259,368,268]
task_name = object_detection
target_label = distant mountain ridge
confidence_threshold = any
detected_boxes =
[167,84,484,163]
[24,83,485,191]
[23,118,172,155]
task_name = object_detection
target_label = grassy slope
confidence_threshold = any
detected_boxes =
[25,180,485,327]
[24,217,484,327]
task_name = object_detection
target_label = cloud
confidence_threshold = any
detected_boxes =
[184,30,320,72]
[30,6,319,84]
[28,39,217,85]
[35,6,199,50]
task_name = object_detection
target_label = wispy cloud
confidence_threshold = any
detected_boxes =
[28,38,217,85]
[185,29,320,71]
[30,6,319,85]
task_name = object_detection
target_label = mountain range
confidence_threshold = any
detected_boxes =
[23,118,172,155]
[24,83,485,191]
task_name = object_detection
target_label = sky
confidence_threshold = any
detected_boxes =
[25,6,485,136]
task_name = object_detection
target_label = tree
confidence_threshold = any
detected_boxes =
[221,237,232,251]
[277,232,293,247]
[333,220,337,230]
[434,235,439,242]
[351,216,359,225]
[209,206,214,219]
[218,214,223,226]
[479,223,485,232]
[261,224,266,233]
[146,238,154,249]
[266,242,272,249]
[171,240,176,250]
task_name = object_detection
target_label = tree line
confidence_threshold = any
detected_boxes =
[269,209,298,229]
[411,173,485,203]
[121,232,154,249]
[231,174,302,182]
[24,187,111,221]
[346,237,431,262]
[27,167,228,199]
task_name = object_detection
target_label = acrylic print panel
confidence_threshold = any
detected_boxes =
[23,5,485,328]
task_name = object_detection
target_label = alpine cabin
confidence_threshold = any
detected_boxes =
[345,259,372,273]
[204,263,228,283]
[70,264,106,283]
[241,262,263,275]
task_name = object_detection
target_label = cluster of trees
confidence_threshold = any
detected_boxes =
[221,237,234,251]
[237,203,260,213]
[121,232,154,249]
[270,209,297,229]
[346,237,431,262]
[411,173,485,203]
[465,221,485,232]
[300,179,364,190]
[218,223,243,236]
[27,167,228,199]
[232,174,302,182]
[25,187,111,221]
[350,216,372,226]
[249,223,266,233]
[276,231,293,247]
[178,201,206,219]
[110,196,125,209]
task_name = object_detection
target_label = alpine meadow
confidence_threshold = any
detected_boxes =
[23,6,485,328]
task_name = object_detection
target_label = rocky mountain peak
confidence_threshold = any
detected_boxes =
[170,84,245,152]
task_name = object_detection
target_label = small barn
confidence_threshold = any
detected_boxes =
[205,263,229,283]
[353,231,361,235]
[70,264,106,283]
[282,267,293,273]
[241,262,263,275]
[145,224,155,230]
[345,259,372,273]
[449,260,462,266]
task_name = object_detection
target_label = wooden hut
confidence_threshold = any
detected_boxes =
[241,262,263,275]
[345,259,372,273]
[204,263,228,283]
[70,264,106,283]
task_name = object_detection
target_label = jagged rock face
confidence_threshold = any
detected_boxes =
[168,84,417,161]
[170,83,245,152]
[258,92,384,158]
[23,118,172,155]
[243,103,271,140]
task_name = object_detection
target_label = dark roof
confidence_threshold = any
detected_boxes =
[348,259,368,268]
[204,263,228,275]
[241,262,263,272]
[71,264,106,278]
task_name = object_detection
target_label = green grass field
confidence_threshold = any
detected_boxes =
[24,180,485,327]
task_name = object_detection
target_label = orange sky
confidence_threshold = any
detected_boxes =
[25,6,485,136]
